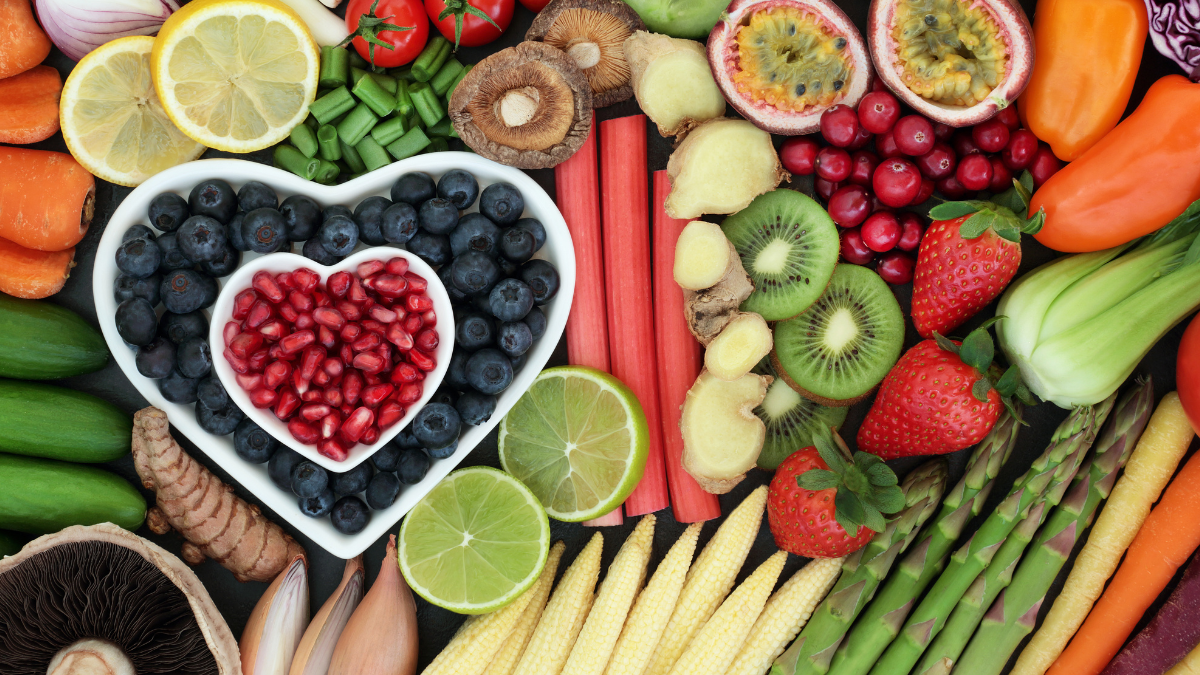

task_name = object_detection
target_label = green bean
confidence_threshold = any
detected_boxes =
[395,80,415,118]
[319,46,350,89]
[447,62,473,99]
[409,82,446,128]
[317,125,342,161]
[426,116,454,137]
[427,137,449,153]
[289,123,319,158]
[352,73,396,117]
[274,145,319,180]
[355,136,392,171]
[313,159,340,185]
[309,86,356,124]
[336,102,380,147]
[390,66,412,81]
[370,115,408,147]
[348,50,369,69]
[386,127,431,160]
[411,36,449,82]
[350,66,370,87]
[340,139,367,174]
[372,72,398,95]
[304,114,320,131]
[430,58,463,96]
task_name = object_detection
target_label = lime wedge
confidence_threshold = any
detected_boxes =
[499,366,649,522]
[398,467,550,614]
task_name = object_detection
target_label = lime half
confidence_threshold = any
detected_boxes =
[499,366,649,522]
[399,467,550,614]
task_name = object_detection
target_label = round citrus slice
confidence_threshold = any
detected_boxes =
[498,366,649,522]
[151,0,319,153]
[398,467,550,614]
[59,36,206,187]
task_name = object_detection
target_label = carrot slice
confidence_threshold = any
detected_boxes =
[0,66,63,144]
[0,236,74,298]
[0,0,50,80]
[0,147,95,252]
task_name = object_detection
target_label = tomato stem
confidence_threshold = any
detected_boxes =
[436,0,500,49]
[337,0,413,67]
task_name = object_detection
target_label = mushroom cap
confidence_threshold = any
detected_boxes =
[525,0,646,107]
[0,523,241,675]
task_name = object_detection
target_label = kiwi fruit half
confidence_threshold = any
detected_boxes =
[772,264,904,406]
[720,189,840,321]
[752,358,849,470]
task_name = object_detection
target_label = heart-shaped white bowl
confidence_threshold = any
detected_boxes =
[93,155,575,558]
[208,249,455,471]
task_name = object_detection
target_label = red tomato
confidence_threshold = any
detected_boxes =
[1178,314,1200,433]
[345,0,430,68]
[425,0,512,48]
[518,0,551,9]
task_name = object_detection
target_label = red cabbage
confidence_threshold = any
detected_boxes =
[1145,0,1200,80]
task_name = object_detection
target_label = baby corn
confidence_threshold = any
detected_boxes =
[483,542,569,675]
[516,532,605,675]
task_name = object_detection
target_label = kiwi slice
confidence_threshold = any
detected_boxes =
[772,264,904,406]
[752,358,849,470]
[720,189,840,321]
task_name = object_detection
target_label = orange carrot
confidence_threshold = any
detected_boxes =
[0,66,62,144]
[0,0,51,80]
[0,147,95,252]
[0,236,74,299]
[1049,447,1200,675]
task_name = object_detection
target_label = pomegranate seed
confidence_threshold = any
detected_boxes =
[274,389,301,420]
[318,438,348,461]
[972,119,1011,154]
[366,370,385,387]
[385,257,409,276]
[313,290,331,308]
[839,228,875,265]
[402,313,424,334]
[373,274,409,297]
[292,268,319,293]
[341,407,375,442]
[233,289,258,320]
[827,185,872,228]
[324,386,344,407]
[1029,145,1062,188]
[294,312,315,330]
[246,300,273,328]
[328,411,347,439]
[369,305,398,323]
[268,344,288,361]
[300,345,324,379]
[300,403,333,421]
[264,360,292,389]
[224,321,240,346]
[357,260,386,278]
[934,122,955,142]
[815,178,842,202]
[301,389,324,403]
[312,307,345,330]
[280,330,315,354]
[361,319,387,335]
[248,349,269,372]
[421,310,437,328]
[387,323,414,350]
[989,157,1014,193]
[1002,129,1039,171]
[328,271,352,298]
[362,384,394,408]
[323,357,344,378]
[857,91,900,134]
[876,129,903,158]
[956,153,993,191]
[353,352,385,374]
[849,151,879,187]
[819,104,861,147]
[293,369,311,395]
[995,106,1020,130]
[339,343,354,366]
[953,131,982,157]
[815,147,852,182]
[916,143,957,180]
[360,426,380,445]
[397,383,422,404]
[278,303,299,323]
[288,290,314,312]
[352,332,380,352]
[336,301,362,321]
[910,178,935,206]
[313,368,331,386]
[288,418,320,444]
[406,294,433,313]
[258,320,286,340]
[876,251,916,285]
[779,136,820,175]
[224,348,250,374]
[319,326,337,349]
[249,387,278,408]
[347,279,368,305]
[937,174,969,199]
[391,362,420,384]
[253,271,285,303]
[893,115,935,156]
[276,272,294,290]
[343,371,364,405]
[415,328,439,352]
[873,158,923,208]
[897,213,925,252]
[409,349,436,372]
[334,324,358,343]
[377,401,406,429]
[236,372,263,390]
[229,332,264,359]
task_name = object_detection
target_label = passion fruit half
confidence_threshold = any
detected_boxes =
[707,0,873,136]
[867,0,1033,126]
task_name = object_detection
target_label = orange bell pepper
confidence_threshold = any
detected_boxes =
[1031,75,1200,253]
[1018,0,1146,162]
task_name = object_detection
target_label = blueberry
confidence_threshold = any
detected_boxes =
[372,443,403,471]
[161,269,218,314]
[439,265,468,303]
[243,208,288,253]
[159,369,199,403]
[354,196,391,246]
[437,169,479,209]
[524,306,547,340]
[497,321,533,358]
[499,226,536,263]
[446,350,471,390]
[426,439,457,459]
[197,375,230,410]
[449,213,501,257]
[431,387,458,407]
[116,298,158,345]
[451,251,501,296]
[456,391,497,425]
[418,197,459,235]
[197,399,244,436]
[412,402,461,449]
[136,337,177,378]
[331,496,370,533]
[269,448,304,490]
[520,260,560,305]
[148,192,189,232]
[281,194,321,241]
[116,237,162,278]
[291,461,329,498]
[227,212,250,251]
[465,349,513,395]
[299,489,336,517]
[366,472,401,509]
[188,179,237,222]
[302,237,341,265]
[456,313,494,350]
[479,182,524,225]
[319,215,359,256]
[177,215,228,262]
[509,352,527,372]
[488,278,535,322]
[332,462,373,496]
[238,181,278,212]
[407,231,451,267]
[381,202,418,244]
[322,205,354,222]
[156,232,193,271]
[515,218,547,252]
[114,273,161,306]
[391,172,436,205]
[123,224,157,243]
[397,448,430,484]
[235,417,279,464]
[176,337,212,379]
[202,245,241,277]
[496,255,518,278]
[159,311,208,344]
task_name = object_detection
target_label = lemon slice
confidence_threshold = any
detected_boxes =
[59,36,205,187]
[152,0,319,153]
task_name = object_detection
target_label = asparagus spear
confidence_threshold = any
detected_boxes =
[824,411,1021,675]
[951,379,1154,675]
[865,397,1114,675]
[771,458,950,675]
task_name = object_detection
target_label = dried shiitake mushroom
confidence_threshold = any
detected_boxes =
[450,41,593,169]
[0,523,240,675]
[526,0,646,107]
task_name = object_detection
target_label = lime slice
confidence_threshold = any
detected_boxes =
[498,366,649,522]
[398,467,550,614]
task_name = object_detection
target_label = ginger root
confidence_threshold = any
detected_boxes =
[704,312,773,381]
[680,369,771,494]
[623,31,726,137]
[665,118,787,220]
[132,407,306,582]
[674,221,754,345]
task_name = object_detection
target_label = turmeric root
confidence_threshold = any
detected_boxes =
[132,407,306,582]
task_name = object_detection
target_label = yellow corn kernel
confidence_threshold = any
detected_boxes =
[604,522,703,675]
[667,550,789,675]
[563,516,657,675]
[483,542,569,675]
[645,486,768,675]
[516,532,605,675]
[726,556,845,675]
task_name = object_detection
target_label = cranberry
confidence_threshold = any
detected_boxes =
[937,175,969,199]
[847,126,874,150]
[1030,145,1062,188]
[876,251,916,285]
[857,91,901,134]
[873,158,922,208]
[995,106,1021,130]
[1002,129,1039,171]
[956,153,994,192]
[861,212,902,252]
[839,227,875,265]
[989,156,1014,193]
[876,129,903,158]
[780,137,819,175]
[972,119,1011,153]
[893,115,935,156]
[849,151,880,186]
[933,122,955,142]
[897,213,925,251]
[915,143,957,180]
[820,105,861,147]
[815,147,852,182]
[910,178,935,206]
[815,178,842,202]
[827,185,872,227]
[953,130,982,158]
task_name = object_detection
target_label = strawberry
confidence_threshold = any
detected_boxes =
[911,173,1045,338]
[768,427,904,558]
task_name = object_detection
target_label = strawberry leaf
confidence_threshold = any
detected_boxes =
[971,378,993,402]
[929,202,982,221]
[870,485,906,514]
[933,332,961,355]
[995,364,1020,397]
[1024,208,1046,235]
[798,469,841,491]
[864,460,899,487]
[835,490,866,537]
[1015,171,1034,207]
[813,426,852,475]
[959,211,996,239]
[862,505,888,535]
[958,327,995,374]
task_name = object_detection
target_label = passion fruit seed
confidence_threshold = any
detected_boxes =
[892,0,1008,107]
[733,6,855,112]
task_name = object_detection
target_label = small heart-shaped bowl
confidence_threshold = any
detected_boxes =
[208,249,455,471]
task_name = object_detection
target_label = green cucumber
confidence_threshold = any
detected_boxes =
[0,294,108,379]
[0,380,131,462]
[0,529,27,556]
[0,453,146,535]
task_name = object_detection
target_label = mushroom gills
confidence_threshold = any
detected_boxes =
[48,640,135,675]
[731,6,855,113]
[892,0,1008,106]
[468,61,577,151]
[541,8,632,94]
